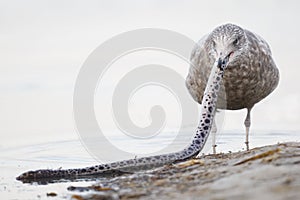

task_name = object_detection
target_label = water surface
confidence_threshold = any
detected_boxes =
[1,131,299,200]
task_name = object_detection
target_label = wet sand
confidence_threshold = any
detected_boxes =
[66,142,300,200]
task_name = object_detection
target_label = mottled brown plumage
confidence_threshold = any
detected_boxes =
[186,23,279,151]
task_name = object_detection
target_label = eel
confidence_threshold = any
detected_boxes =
[16,57,228,182]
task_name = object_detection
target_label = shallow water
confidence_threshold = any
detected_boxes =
[1,131,299,200]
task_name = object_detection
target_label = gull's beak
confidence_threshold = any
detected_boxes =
[217,54,230,70]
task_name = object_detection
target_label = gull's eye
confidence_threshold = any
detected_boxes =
[233,38,239,46]
[233,36,242,46]
[211,40,216,48]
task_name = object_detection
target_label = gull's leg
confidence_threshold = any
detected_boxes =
[212,119,217,154]
[244,107,252,151]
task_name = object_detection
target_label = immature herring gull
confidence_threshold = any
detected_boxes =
[186,23,279,152]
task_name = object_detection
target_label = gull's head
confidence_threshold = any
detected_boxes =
[207,23,249,66]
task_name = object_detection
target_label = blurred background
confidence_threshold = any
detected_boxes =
[0,0,299,149]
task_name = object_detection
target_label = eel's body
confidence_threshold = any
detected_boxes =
[16,58,228,182]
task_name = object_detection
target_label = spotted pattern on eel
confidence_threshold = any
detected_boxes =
[16,58,228,182]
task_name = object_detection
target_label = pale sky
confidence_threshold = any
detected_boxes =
[0,0,299,147]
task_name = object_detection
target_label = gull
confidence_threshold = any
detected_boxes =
[186,23,279,152]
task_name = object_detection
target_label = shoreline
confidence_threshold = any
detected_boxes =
[67,142,300,200]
